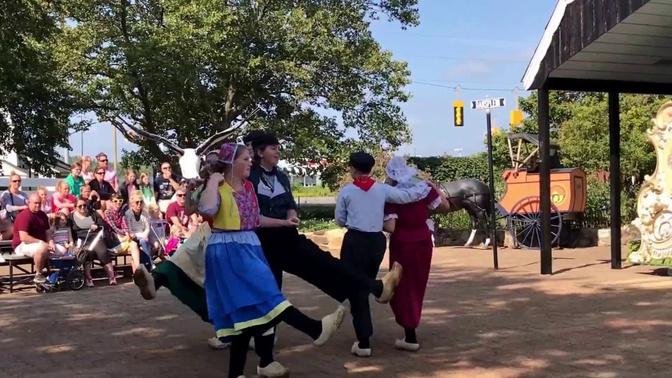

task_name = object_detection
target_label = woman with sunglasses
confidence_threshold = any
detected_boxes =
[0,173,28,239]
[89,167,116,204]
[95,153,118,192]
[124,192,153,266]
[103,193,143,275]
[70,197,117,286]
[198,143,344,378]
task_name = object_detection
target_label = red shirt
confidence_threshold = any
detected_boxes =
[51,193,77,213]
[12,209,50,249]
[165,201,188,227]
[384,187,440,243]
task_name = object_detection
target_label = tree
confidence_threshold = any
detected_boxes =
[56,0,419,177]
[492,91,663,182]
[0,1,85,175]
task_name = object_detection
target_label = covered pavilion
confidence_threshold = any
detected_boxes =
[523,0,672,273]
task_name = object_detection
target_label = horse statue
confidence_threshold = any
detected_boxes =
[439,179,493,247]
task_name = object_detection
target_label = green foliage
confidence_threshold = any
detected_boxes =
[297,204,337,232]
[292,185,334,198]
[298,218,338,232]
[0,0,86,175]
[409,154,488,182]
[432,212,471,231]
[54,0,418,183]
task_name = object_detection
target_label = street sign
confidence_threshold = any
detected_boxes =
[471,97,505,110]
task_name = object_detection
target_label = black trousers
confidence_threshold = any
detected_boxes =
[339,229,387,344]
[256,227,381,302]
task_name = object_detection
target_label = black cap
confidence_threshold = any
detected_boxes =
[243,130,266,146]
[348,151,375,174]
[251,132,280,150]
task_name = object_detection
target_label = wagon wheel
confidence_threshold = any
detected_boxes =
[508,196,562,249]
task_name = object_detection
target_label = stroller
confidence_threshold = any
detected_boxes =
[36,231,92,293]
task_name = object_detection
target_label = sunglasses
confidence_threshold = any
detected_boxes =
[11,180,21,183]
[76,204,86,209]
[176,193,186,198]
[96,171,105,175]
[132,200,143,205]
[98,159,108,162]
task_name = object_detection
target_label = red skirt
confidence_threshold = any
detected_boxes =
[389,237,434,329]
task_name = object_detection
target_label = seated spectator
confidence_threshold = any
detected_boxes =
[96,152,118,192]
[80,184,92,201]
[138,172,156,206]
[51,212,73,256]
[0,212,11,240]
[64,161,85,197]
[147,203,166,258]
[1,173,29,223]
[36,187,53,219]
[51,180,77,215]
[12,194,53,283]
[165,188,198,237]
[154,162,181,213]
[120,169,138,204]
[81,155,94,183]
[164,224,182,257]
[103,193,142,274]
[70,197,116,286]
[89,167,116,201]
[124,192,152,265]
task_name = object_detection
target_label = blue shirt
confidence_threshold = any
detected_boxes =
[335,182,429,232]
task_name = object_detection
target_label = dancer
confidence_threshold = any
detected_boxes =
[335,152,445,357]
[248,132,425,305]
[199,143,344,378]
[383,157,449,351]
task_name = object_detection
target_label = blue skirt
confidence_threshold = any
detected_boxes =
[204,231,290,338]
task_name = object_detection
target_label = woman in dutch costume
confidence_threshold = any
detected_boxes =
[199,143,345,378]
[383,157,450,352]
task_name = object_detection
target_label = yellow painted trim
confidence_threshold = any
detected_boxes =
[215,300,292,339]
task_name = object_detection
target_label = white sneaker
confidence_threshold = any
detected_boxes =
[394,338,420,352]
[133,265,156,300]
[207,336,230,350]
[257,361,289,377]
[351,341,372,357]
[34,273,47,284]
[313,304,346,346]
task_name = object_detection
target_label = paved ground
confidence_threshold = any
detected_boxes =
[2,245,672,377]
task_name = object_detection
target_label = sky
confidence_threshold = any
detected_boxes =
[66,0,557,162]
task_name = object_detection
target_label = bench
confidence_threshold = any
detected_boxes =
[0,250,35,293]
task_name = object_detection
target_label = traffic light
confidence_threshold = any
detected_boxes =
[453,100,464,127]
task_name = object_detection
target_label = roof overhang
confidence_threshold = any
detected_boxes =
[523,0,672,94]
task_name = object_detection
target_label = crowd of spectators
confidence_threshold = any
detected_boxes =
[0,153,200,285]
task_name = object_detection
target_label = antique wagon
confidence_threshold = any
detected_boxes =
[499,133,587,248]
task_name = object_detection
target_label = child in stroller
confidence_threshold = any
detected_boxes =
[37,213,85,292]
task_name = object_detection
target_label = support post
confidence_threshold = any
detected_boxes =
[609,91,622,269]
[538,88,552,275]
[485,110,499,270]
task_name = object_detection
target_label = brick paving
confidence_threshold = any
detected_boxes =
[2,245,672,377]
